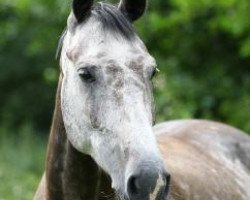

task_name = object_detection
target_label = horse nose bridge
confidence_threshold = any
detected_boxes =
[122,87,152,120]
[118,121,161,159]
[129,127,159,149]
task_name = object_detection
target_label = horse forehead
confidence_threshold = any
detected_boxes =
[74,42,152,69]
[87,39,148,61]
[96,50,150,67]
[69,24,155,70]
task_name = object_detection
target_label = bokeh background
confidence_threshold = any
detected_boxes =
[0,0,249,199]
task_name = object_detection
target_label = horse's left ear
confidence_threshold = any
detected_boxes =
[118,0,147,22]
[72,0,94,23]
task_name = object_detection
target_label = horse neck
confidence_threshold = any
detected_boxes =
[45,75,113,200]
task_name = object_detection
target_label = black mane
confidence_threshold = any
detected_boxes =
[56,2,136,59]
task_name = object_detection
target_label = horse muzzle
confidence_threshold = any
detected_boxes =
[125,162,171,200]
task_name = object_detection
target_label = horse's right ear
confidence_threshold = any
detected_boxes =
[72,0,94,23]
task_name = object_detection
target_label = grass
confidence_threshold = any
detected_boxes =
[0,125,47,200]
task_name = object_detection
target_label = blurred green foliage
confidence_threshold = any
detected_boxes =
[0,125,46,200]
[0,0,249,199]
[144,0,250,132]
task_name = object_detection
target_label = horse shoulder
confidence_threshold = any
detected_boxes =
[154,119,250,200]
[33,173,47,200]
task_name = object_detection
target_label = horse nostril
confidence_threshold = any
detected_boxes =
[164,173,171,195]
[127,175,140,196]
[127,170,159,198]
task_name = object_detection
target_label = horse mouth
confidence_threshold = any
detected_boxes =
[116,194,170,200]
[115,186,171,200]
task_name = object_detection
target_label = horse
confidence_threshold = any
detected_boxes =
[33,0,250,200]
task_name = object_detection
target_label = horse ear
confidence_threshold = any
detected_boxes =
[118,0,147,22]
[72,0,94,23]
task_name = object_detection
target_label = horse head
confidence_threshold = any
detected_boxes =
[59,1,170,199]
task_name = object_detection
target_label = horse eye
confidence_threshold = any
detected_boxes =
[78,68,96,82]
[150,67,158,80]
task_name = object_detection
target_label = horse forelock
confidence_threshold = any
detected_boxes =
[56,2,136,60]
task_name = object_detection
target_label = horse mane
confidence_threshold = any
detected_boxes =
[56,2,136,59]
[45,76,113,200]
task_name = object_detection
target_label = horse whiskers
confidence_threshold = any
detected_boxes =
[99,191,116,200]
[116,191,129,200]
[169,189,184,200]
[161,183,183,200]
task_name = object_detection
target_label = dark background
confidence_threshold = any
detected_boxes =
[0,0,249,199]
